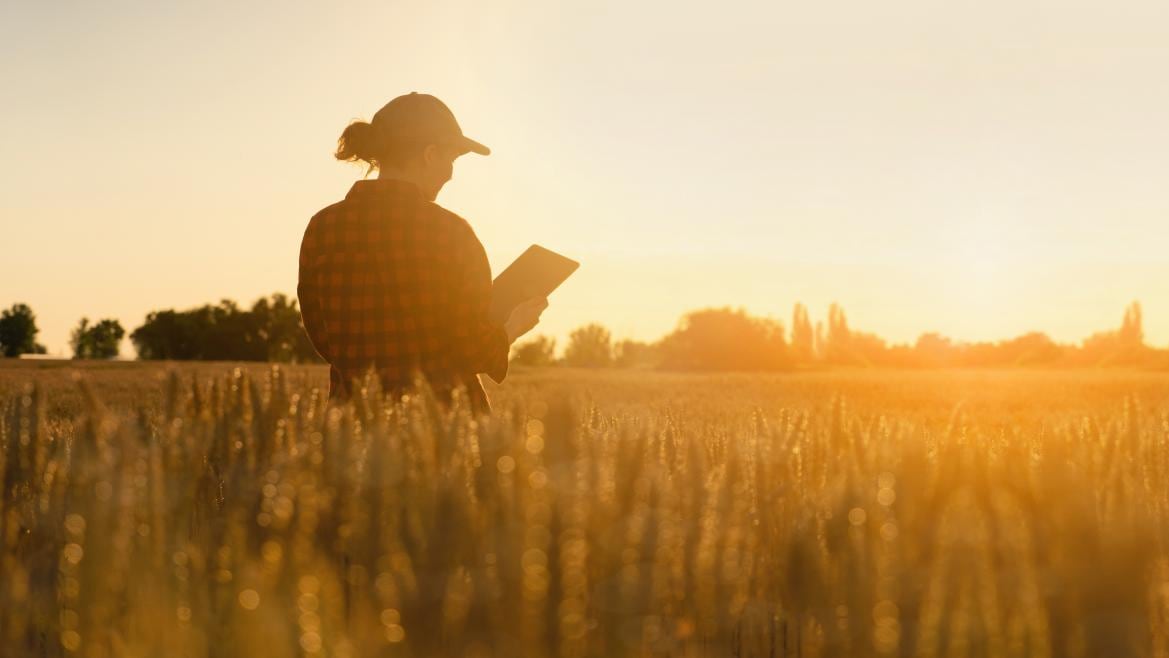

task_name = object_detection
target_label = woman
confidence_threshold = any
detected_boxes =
[297,92,548,413]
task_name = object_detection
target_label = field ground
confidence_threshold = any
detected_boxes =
[3,360,1169,657]
[5,358,1169,426]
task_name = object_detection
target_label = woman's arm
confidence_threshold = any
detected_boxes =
[447,229,510,383]
[297,221,333,363]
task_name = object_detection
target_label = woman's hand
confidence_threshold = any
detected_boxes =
[504,296,549,343]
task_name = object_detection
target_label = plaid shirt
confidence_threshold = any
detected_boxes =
[298,178,509,412]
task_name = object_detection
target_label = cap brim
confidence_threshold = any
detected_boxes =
[458,136,490,156]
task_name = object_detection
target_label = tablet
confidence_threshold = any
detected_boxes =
[489,244,579,324]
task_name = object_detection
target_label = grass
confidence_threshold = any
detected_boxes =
[2,361,1169,657]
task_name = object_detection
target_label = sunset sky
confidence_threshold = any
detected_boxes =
[3,1,1169,357]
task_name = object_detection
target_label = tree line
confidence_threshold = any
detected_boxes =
[1,297,1165,370]
[0,294,320,363]
[511,301,1168,370]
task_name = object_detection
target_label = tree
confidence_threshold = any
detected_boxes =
[790,303,814,363]
[87,319,126,359]
[1119,301,1144,347]
[658,307,789,371]
[848,330,889,367]
[563,323,613,368]
[0,303,47,357]
[130,309,193,360]
[914,332,956,368]
[250,294,320,362]
[70,318,125,359]
[131,294,324,363]
[510,335,558,367]
[1000,332,1063,366]
[1077,302,1152,366]
[821,303,853,365]
[614,339,659,368]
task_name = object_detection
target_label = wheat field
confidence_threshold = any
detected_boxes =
[2,362,1169,657]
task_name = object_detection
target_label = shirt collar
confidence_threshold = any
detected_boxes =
[345,178,423,201]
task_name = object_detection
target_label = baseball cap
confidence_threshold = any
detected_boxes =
[371,92,490,157]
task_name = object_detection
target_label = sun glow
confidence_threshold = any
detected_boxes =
[3,1,1169,354]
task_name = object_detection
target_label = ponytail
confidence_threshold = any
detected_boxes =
[334,116,427,172]
[335,120,381,172]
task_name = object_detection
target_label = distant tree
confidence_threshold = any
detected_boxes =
[658,307,789,371]
[131,304,235,360]
[70,318,89,358]
[848,330,889,367]
[510,335,558,367]
[70,318,125,359]
[250,294,320,362]
[563,323,613,368]
[0,303,47,357]
[204,299,262,361]
[914,332,956,368]
[130,309,194,360]
[790,303,814,363]
[1000,332,1064,366]
[614,339,659,368]
[131,294,323,363]
[91,318,126,359]
[1077,302,1152,366]
[822,303,853,365]
[1119,301,1144,347]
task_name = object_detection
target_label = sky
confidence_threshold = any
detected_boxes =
[2,0,1169,357]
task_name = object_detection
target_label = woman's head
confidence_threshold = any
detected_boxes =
[335,93,489,200]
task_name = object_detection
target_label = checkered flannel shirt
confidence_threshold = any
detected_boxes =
[297,178,510,412]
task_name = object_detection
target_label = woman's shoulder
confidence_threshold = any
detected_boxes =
[421,201,481,244]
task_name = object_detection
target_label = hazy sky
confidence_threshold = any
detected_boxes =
[3,0,1168,357]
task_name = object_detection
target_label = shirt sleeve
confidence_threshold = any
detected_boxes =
[449,226,510,383]
[297,221,333,363]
